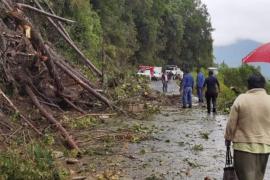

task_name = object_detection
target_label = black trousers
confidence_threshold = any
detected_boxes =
[205,92,217,113]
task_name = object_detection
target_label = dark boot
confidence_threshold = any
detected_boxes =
[213,108,216,113]
[207,109,211,114]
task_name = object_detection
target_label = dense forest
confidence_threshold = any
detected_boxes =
[49,0,213,71]
[3,1,270,179]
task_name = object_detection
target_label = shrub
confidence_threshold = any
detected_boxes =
[217,64,263,112]
[0,143,68,180]
[218,64,260,92]
[217,80,236,112]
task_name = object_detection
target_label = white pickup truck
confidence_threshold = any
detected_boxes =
[165,65,183,80]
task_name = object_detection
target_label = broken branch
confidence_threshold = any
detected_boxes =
[63,97,86,114]
[25,85,79,150]
[33,0,102,77]
[44,2,72,40]
[54,59,112,108]
[17,3,75,24]
[0,87,42,135]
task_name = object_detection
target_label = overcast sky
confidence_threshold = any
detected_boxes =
[201,0,270,46]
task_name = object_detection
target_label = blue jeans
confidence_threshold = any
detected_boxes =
[183,87,192,107]
[197,87,204,103]
[162,81,168,92]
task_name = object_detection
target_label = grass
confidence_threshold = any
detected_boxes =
[191,144,204,151]
[0,143,69,180]
[184,158,201,168]
[200,132,210,140]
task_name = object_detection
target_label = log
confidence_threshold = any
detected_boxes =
[5,2,65,95]
[47,47,97,88]
[30,83,64,112]
[17,3,75,24]
[0,120,13,130]
[76,113,117,119]
[1,0,12,11]
[44,44,64,92]
[54,59,112,108]
[44,2,72,40]
[25,85,79,150]
[58,58,97,89]
[0,87,42,135]
[33,0,102,77]
[63,97,86,114]
[39,100,62,110]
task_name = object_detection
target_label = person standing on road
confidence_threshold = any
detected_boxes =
[179,74,184,104]
[203,70,220,113]
[182,70,194,108]
[196,68,205,103]
[225,73,270,180]
[161,71,169,93]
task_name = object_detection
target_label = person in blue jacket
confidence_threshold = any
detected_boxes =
[196,68,205,103]
[182,69,194,108]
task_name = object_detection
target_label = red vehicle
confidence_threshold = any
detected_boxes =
[137,65,154,80]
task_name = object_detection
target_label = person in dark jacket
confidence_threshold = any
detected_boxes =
[196,68,205,103]
[182,70,194,108]
[203,70,220,113]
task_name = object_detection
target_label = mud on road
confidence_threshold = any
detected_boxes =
[77,106,228,179]
[113,107,228,179]
[74,80,270,179]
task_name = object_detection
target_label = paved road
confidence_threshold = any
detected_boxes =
[79,80,270,179]
[150,80,181,95]
[150,80,199,104]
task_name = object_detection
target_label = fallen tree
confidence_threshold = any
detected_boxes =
[0,0,116,150]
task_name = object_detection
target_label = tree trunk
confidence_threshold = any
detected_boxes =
[33,0,102,77]
[54,60,112,108]
[17,3,75,23]
[25,85,79,150]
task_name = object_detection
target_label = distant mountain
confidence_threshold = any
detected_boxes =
[214,39,270,78]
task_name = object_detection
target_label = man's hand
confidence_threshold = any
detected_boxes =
[225,139,231,146]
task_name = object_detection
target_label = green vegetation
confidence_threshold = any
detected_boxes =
[191,144,204,151]
[218,63,261,92]
[62,115,98,129]
[112,75,150,102]
[47,0,213,70]
[0,143,68,180]
[48,0,102,62]
[183,158,200,168]
[199,131,209,140]
[216,63,270,112]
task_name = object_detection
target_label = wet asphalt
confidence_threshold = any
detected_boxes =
[81,80,270,179]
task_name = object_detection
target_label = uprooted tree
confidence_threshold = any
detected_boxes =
[0,0,116,151]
